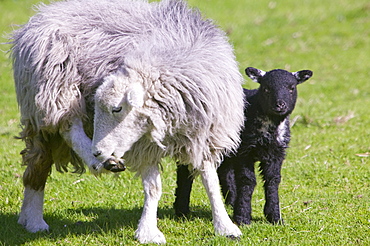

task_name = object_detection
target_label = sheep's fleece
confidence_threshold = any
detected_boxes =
[11,0,244,243]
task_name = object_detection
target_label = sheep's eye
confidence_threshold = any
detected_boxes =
[289,86,295,93]
[112,106,122,113]
[264,87,270,93]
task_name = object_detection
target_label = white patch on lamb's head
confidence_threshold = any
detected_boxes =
[245,67,266,83]
[92,69,149,162]
[292,70,313,84]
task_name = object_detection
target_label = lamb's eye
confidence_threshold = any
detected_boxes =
[264,87,270,93]
[289,86,295,93]
[112,106,122,113]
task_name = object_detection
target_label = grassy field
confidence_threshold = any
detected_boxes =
[0,0,369,245]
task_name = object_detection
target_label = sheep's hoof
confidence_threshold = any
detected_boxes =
[103,158,126,172]
[226,235,241,241]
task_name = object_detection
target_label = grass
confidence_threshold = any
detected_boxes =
[0,0,369,245]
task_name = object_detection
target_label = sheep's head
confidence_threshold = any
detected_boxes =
[245,67,313,117]
[92,68,148,170]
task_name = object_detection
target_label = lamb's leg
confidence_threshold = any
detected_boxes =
[60,118,125,174]
[217,157,237,206]
[233,157,256,225]
[200,161,242,238]
[173,164,194,216]
[260,160,283,224]
[18,135,52,232]
[135,164,166,244]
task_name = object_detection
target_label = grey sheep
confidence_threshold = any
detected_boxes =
[11,0,244,243]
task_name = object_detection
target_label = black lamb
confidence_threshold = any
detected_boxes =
[174,67,313,225]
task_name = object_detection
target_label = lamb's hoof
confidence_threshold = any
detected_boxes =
[270,218,284,225]
[173,202,191,217]
[266,213,284,225]
[103,158,126,172]
[234,216,251,226]
[174,210,190,218]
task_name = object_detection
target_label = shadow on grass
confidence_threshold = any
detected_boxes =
[0,205,214,245]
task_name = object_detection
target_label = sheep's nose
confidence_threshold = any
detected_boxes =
[93,150,102,157]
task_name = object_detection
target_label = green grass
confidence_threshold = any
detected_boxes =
[1,0,370,245]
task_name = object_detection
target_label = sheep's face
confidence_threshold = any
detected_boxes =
[245,67,313,117]
[92,69,148,164]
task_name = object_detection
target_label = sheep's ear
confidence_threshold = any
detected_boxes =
[293,70,313,84]
[245,67,266,83]
[127,84,144,108]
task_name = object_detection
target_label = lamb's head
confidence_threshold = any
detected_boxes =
[92,68,148,170]
[245,67,313,117]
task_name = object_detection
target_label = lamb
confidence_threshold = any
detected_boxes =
[11,0,244,244]
[174,67,313,225]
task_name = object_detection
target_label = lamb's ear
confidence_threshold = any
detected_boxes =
[245,67,266,83]
[127,84,144,108]
[293,70,313,84]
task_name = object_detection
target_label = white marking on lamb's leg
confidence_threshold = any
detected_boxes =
[200,161,242,238]
[18,187,49,233]
[60,118,108,174]
[135,164,166,244]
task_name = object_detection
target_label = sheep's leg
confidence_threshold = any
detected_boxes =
[173,164,194,216]
[200,161,242,238]
[18,135,52,232]
[60,118,124,174]
[233,158,256,225]
[18,187,49,233]
[135,164,166,244]
[217,158,237,206]
[260,160,283,224]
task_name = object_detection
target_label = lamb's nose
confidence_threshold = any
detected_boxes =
[93,150,102,157]
[276,100,286,109]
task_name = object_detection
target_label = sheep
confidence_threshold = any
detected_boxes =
[10,0,244,243]
[174,67,313,225]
